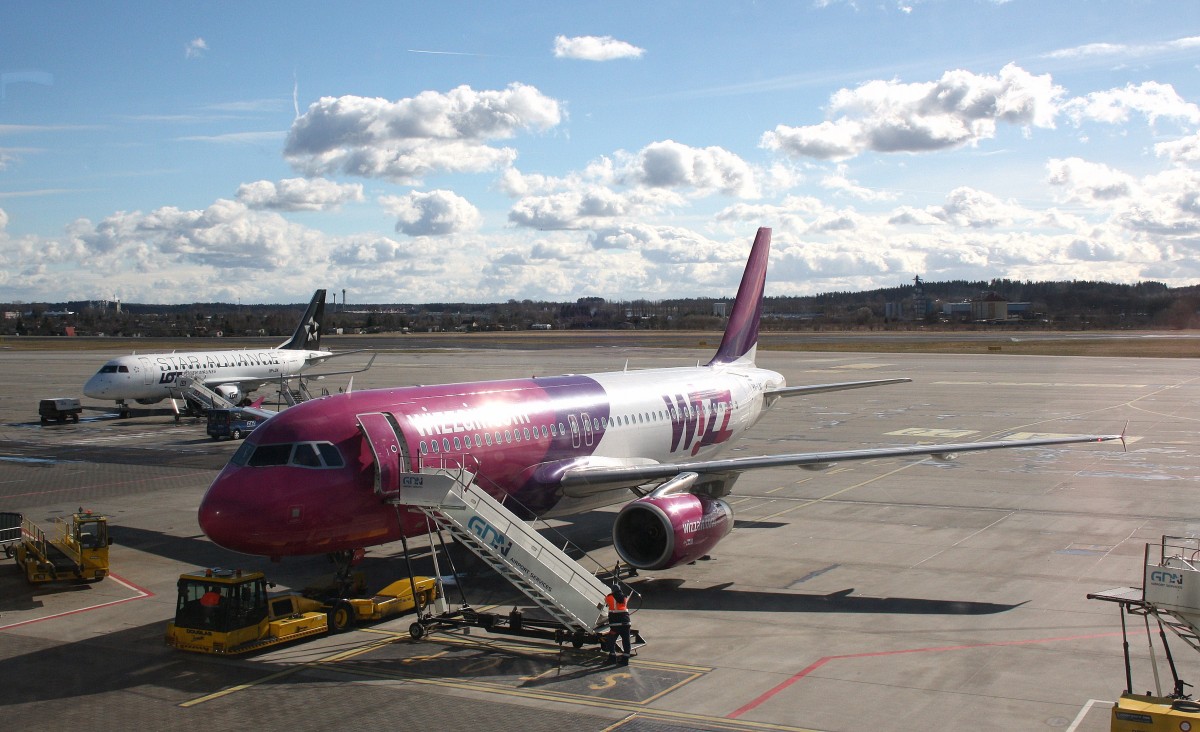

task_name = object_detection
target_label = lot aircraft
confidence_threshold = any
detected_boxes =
[199,229,1120,570]
[84,290,331,418]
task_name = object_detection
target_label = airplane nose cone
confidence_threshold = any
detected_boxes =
[198,477,245,552]
[83,374,105,399]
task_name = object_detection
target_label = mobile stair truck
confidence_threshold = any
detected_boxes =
[359,438,643,654]
[1090,536,1200,730]
[1,509,110,583]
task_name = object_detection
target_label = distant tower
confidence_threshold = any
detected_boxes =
[912,275,930,319]
[342,289,346,312]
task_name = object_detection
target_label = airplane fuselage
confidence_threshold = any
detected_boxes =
[84,348,331,404]
[198,361,785,558]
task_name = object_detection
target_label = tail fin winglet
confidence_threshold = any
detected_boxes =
[708,227,771,366]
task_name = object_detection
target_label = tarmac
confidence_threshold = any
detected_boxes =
[0,340,1196,731]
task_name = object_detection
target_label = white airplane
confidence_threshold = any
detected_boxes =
[84,290,333,418]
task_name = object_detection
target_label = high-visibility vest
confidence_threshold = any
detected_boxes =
[606,594,628,613]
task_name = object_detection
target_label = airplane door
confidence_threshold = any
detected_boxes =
[580,412,594,446]
[356,412,408,499]
[138,356,154,386]
[567,414,581,449]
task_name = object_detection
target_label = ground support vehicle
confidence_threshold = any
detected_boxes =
[1,509,109,583]
[39,397,81,423]
[205,407,270,440]
[165,568,438,655]
[1090,537,1200,730]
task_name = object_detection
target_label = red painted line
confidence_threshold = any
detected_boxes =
[0,572,154,631]
[727,629,1130,719]
[4,470,212,499]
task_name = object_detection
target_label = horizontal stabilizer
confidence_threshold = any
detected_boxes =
[765,377,912,400]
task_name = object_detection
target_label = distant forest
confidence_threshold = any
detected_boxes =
[4,278,1199,337]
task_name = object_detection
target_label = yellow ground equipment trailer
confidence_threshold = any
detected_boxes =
[1090,537,1200,731]
[165,568,438,655]
[0,509,110,583]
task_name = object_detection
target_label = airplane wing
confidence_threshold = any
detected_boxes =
[559,432,1123,497]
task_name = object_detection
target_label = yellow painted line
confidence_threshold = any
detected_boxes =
[753,461,923,523]
[179,635,398,707]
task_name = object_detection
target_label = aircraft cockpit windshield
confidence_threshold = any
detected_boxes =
[97,364,130,374]
[231,441,344,469]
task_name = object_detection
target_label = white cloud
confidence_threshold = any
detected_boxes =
[1063,82,1200,127]
[185,38,208,59]
[0,207,7,230]
[822,164,898,201]
[236,178,363,211]
[619,140,760,198]
[381,189,482,236]
[761,64,1063,160]
[284,84,563,183]
[1156,132,1200,164]
[1047,158,1135,204]
[553,35,645,61]
[1044,35,1200,61]
[930,187,1026,228]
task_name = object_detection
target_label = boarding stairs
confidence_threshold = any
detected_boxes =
[1091,537,1200,652]
[384,468,610,636]
[280,378,326,407]
[174,377,237,414]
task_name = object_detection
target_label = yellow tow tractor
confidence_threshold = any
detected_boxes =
[1,509,110,584]
[165,567,438,655]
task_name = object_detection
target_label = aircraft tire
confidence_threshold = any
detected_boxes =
[409,622,425,640]
[233,429,243,440]
[328,601,355,633]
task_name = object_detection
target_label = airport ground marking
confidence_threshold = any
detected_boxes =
[726,629,1132,720]
[0,571,152,630]
[4,470,213,499]
[1067,699,1111,732]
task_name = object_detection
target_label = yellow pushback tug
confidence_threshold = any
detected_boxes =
[1090,537,1200,731]
[166,568,438,655]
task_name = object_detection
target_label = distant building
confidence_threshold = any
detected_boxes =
[713,302,727,317]
[971,292,1009,322]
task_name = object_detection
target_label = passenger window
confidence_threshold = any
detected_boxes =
[430,440,440,454]
[485,433,493,446]
[247,444,292,467]
[453,437,462,451]
[291,443,321,467]
[523,428,530,440]
[317,443,343,467]
[442,438,450,452]
[419,441,428,455]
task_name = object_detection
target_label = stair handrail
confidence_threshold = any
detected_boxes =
[415,451,611,579]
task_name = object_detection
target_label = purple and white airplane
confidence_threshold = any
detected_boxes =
[198,228,1120,568]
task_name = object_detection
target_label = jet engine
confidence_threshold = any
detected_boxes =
[612,492,733,571]
[215,384,244,403]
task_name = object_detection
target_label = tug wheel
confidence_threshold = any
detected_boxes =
[328,601,355,633]
[409,622,426,640]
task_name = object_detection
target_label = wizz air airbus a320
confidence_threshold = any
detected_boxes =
[199,228,1120,570]
[84,290,332,417]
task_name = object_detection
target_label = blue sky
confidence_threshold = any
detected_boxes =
[1,1,1198,304]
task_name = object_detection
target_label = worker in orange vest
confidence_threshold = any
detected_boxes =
[604,584,633,665]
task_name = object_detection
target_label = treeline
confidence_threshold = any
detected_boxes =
[3,278,1199,337]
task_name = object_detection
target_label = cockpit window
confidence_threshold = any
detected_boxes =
[99,365,119,374]
[231,441,345,469]
[118,365,129,373]
[317,443,344,467]
[247,444,293,467]
[292,443,321,467]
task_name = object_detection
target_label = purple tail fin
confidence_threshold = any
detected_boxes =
[708,227,771,366]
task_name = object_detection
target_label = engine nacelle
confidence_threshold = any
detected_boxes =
[612,492,733,570]
[215,384,244,403]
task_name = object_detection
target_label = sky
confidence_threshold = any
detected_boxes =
[1,1,1198,305]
